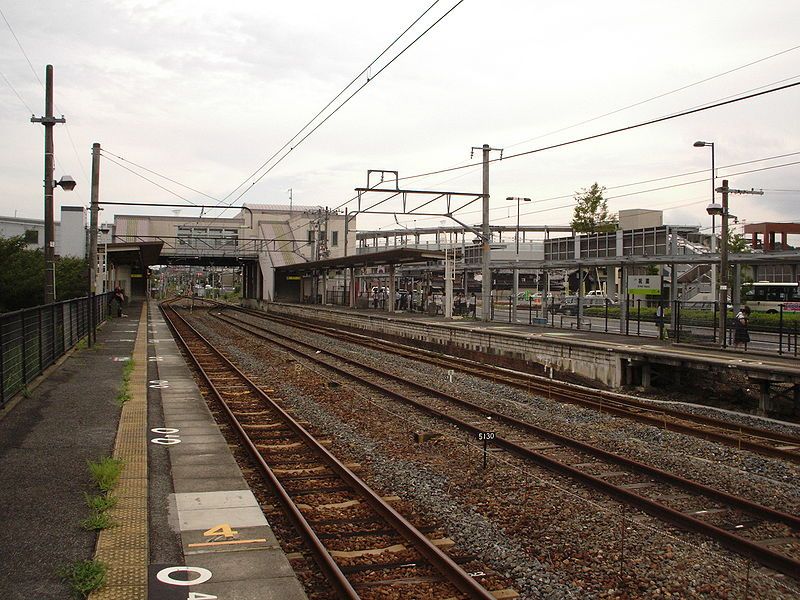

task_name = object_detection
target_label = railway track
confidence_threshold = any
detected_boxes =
[190,302,800,581]
[207,300,800,465]
[160,300,509,600]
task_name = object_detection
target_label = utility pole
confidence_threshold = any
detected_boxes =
[715,180,763,347]
[89,142,101,346]
[472,144,503,322]
[31,65,67,304]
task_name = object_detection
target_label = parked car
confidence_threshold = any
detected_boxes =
[556,294,614,315]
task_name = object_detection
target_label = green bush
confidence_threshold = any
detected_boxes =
[87,457,124,493]
[58,559,107,599]
[583,305,800,332]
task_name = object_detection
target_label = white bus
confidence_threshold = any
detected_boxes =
[743,282,800,313]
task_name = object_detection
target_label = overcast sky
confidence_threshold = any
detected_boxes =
[1,1,799,239]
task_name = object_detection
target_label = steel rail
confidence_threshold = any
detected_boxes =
[161,301,495,600]
[161,302,361,599]
[218,303,800,463]
[208,308,800,580]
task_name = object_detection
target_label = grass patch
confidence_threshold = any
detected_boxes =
[81,511,116,531]
[84,492,117,513]
[88,457,124,493]
[58,559,107,599]
[75,338,88,351]
[115,358,135,406]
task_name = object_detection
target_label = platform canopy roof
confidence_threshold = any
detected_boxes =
[106,241,164,268]
[275,248,445,274]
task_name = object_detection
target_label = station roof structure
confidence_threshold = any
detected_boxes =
[275,248,445,274]
[106,240,164,268]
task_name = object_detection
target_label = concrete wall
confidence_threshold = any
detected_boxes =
[250,302,623,387]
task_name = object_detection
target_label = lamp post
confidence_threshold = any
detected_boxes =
[506,196,531,323]
[693,141,716,304]
[31,65,75,304]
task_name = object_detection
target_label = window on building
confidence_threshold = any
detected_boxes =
[308,230,314,243]
[24,229,38,244]
[331,231,338,247]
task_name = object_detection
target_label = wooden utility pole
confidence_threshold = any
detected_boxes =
[31,65,66,304]
[88,143,101,345]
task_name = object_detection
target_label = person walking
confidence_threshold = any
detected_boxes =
[733,305,751,350]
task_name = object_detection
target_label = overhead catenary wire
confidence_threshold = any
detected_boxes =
[0,6,88,180]
[222,0,470,211]
[0,68,33,113]
[387,80,800,186]
[390,151,800,228]
[96,79,800,244]
[503,43,800,150]
[200,0,464,223]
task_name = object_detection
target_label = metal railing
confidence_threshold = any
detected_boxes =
[480,297,799,356]
[0,292,114,407]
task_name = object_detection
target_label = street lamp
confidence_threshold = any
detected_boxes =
[506,197,532,255]
[693,140,717,310]
[506,196,531,322]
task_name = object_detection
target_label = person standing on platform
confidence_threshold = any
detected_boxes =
[655,303,667,340]
[733,306,751,350]
[467,293,477,319]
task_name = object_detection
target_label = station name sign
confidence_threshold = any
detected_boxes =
[628,275,661,295]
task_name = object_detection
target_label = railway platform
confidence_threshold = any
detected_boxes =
[0,299,307,600]
[253,301,800,415]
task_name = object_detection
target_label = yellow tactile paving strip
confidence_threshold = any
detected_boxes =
[90,303,149,600]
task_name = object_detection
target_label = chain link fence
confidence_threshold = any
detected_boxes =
[0,293,114,407]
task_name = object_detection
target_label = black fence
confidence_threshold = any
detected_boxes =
[486,298,799,356]
[0,293,114,407]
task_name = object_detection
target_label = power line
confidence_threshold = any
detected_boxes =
[504,43,800,150]
[218,0,446,207]
[390,151,800,228]
[101,149,221,202]
[100,154,199,206]
[388,81,800,186]
[0,8,41,86]
[0,68,33,113]
[1,7,88,180]
[515,159,800,220]
[226,0,470,209]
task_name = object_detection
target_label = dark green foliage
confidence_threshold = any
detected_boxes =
[571,183,618,233]
[0,236,89,312]
[0,237,44,311]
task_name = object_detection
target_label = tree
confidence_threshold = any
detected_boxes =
[55,257,89,301]
[0,237,44,312]
[0,236,89,313]
[727,231,751,254]
[571,183,618,233]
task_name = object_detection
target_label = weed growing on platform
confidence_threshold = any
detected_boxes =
[88,457,124,493]
[75,338,88,351]
[22,386,31,399]
[81,510,115,531]
[58,559,107,599]
[84,492,117,512]
[115,358,135,406]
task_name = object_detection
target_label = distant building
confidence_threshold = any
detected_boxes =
[0,206,87,258]
[618,209,663,230]
[111,203,356,300]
